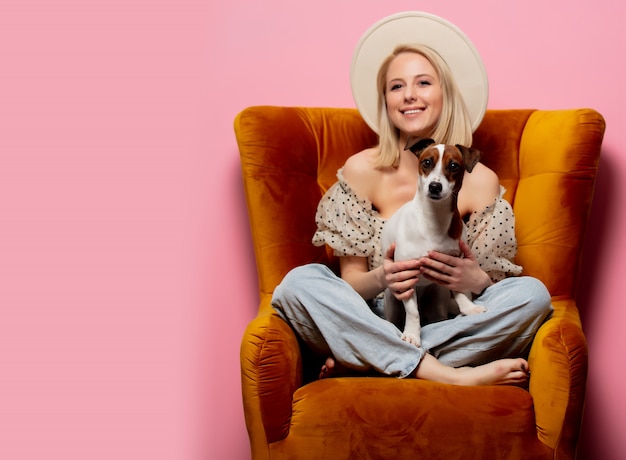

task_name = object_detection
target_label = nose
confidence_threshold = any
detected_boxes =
[429,182,442,195]
[404,85,417,102]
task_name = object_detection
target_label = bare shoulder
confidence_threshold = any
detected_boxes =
[343,147,378,176]
[466,162,499,189]
[342,148,381,199]
[459,162,501,215]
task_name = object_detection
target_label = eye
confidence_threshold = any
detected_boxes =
[389,83,403,91]
[421,158,434,169]
[417,80,432,87]
[448,161,461,172]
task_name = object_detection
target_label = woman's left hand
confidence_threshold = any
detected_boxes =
[419,240,492,295]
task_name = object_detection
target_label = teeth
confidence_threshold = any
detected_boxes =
[404,109,422,115]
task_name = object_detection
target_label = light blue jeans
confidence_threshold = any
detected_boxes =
[271,264,553,378]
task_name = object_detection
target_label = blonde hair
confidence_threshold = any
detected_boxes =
[375,44,473,168]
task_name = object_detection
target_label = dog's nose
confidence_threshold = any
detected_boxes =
[429,182,443,195]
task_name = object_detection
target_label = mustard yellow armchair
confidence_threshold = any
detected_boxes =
[235,106,605,459]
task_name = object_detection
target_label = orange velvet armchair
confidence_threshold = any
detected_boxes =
[235,106,605,459]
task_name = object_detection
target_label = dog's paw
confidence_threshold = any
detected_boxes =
[461,303,487,315]
[401,333,421,347]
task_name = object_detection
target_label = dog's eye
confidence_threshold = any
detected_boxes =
[448,162,461,172]
[421,158,433,169]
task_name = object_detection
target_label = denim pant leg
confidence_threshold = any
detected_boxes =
[420,276,553,367]
[272,264,424,378]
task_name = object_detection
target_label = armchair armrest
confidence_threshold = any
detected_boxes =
[528,299,588,458]
[241,296,303,450]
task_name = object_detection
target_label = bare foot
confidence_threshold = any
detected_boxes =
[414,354,530,387]
[319,357,355,379]
[319,357,336,379]
[455,358,530,386]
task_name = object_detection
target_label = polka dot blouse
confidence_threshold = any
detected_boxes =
[312,168,522,283]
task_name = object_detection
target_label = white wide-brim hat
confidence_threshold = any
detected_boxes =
[350,11,488,133]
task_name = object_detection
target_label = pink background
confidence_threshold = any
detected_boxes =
[1,1,624,459]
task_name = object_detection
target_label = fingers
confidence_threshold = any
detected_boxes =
[419,255,456,281]
[393,287,415,301]
[459,239,474,258]
[388,265,420,298]
[385,255,421,298]
[425,250,456,266]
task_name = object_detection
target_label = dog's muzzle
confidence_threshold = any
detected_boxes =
[428,181,443,198]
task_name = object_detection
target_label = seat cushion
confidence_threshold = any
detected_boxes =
[270,377,552,459]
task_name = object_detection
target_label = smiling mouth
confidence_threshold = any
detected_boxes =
[402,108,424,115]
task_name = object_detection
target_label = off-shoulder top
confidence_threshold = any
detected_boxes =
[312,168,522,282]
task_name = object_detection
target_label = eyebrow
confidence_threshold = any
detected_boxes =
[387,74,435,85]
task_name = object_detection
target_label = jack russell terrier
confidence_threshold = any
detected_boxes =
[381,138,486,347]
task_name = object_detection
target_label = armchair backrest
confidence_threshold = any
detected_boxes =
[235,106,604,304]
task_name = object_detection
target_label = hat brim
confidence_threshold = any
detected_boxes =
[350,11,488,134]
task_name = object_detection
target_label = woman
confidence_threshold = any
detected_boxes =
[272,38,552,386]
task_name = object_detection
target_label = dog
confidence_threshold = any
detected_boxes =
[381,138,486,347]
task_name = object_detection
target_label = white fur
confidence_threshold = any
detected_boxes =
[381,144,485,347]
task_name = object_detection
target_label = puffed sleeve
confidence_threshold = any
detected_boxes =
[465,186,523,282]
[312,169,380,259]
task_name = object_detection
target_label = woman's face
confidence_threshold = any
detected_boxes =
[384,52,443,141]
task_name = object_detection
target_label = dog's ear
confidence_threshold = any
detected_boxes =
[405,137,435,155]
[455,145,481,172]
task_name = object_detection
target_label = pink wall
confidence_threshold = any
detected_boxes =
[1,1,624,459]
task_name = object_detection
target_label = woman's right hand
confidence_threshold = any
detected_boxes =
[383,243,422,300]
